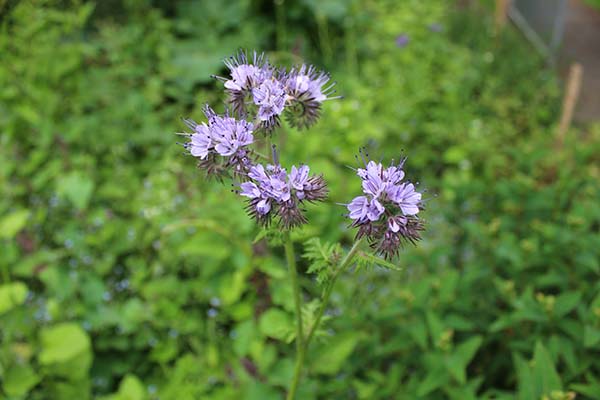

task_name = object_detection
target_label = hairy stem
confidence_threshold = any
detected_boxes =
[304,238,364,348]
[286,238,365,399]
[284,232,304,400]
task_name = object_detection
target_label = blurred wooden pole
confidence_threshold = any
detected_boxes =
[556,63,583,147]
[495,0,511,32]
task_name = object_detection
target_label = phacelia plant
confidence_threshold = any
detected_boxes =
[178,50,425,399]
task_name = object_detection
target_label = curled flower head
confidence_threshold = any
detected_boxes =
[216,51,273,117]
[182,105,255,178]
[283,64,337,129]
[239,150,327,229]
[252,77,287,132]
[346,150,424,259]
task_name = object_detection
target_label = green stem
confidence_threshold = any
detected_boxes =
[286,238,365,399]
[316,11,333,67]
[1,264,9,284]
[284,232,304,400]
[304,238,364,348]
[275,0,286,52]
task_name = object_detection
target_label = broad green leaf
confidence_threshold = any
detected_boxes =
[39,323,91,370]
[233,320,256,357]
[0,210,30,240]
[0,282,28,314]
[3,363,40,397]
[220,270,249,306]
[259,308,293,341]
[56,172,94,210]
[243,381,282,400]
[116,374,146,400]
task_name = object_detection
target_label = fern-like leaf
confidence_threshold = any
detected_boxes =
[354,250,403,272]
[303,238,342,284]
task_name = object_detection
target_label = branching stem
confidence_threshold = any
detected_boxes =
[285,237,364,400]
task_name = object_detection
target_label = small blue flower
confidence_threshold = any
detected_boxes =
[395,34,410,48]
[429,23,443,33]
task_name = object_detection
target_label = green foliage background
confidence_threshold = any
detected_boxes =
[1,0,600,399]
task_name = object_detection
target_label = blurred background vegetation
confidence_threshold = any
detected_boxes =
[1,0,600,399]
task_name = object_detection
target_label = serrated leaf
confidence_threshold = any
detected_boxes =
[355,251,403,271]
[303,238,340,284]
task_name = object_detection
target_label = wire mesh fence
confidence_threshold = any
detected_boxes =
[510,0,569,60]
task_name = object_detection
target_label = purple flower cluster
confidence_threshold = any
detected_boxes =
[347,153,424,259]
[239,156,327,229]
[181,51,336,229]
[183,105,255,178]
[216,50,337,132]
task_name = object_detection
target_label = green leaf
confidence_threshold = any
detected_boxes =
[355,251,403,272]
[532,341,562,395]
[233,320,257,357]
[0,282,28,315]
[303,237,341,284]
[116,374,146,400]
[39,323,90,364]
[407,316,428,350]
[553,291,582,318]
[312,332,362,375]
[243,381,282,400]
[445,336,483,384]
[515,342,563,400]
[514,353,536,400]
[571,378,600,398]
[426,311,445,343]
[417,365,449,397]
[584,325,600,348]
[259,308,293,341]
[0,209,30,239]
[3,363,40,397]
[56,172,94,210]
